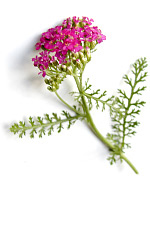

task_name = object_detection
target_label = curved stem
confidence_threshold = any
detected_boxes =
[120,153,138,174]
[55,91,85,117]
[73,71,139,174]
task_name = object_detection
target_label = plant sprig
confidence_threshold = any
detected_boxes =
[9,16,149,174]
[107,57,148,163]
[10,111,83,138]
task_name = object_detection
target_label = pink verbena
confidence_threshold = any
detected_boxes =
[32,16,106,77]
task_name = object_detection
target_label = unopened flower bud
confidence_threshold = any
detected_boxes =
[90,41,96,49]
[52,86,57,92]
[73,52,79,59]
[66,66,72,75]
[85,47,91,62]
[72,57,77,64]
[47,79,60,92]
[61,65,67,72]
[79,52,84,59]
[81,57,87,65]
[47,86,53,91]
[76,59,83,70]
[87,53,91,62]
[66,60,71,67]
[55,83,59,89]
[84,41,90,48]
[52,60,58,67]
[85,47,90,54]
[78,52,86,65]
[44,78,50,85]
[80,48,85,53]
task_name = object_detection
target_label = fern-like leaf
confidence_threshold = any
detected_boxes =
[10,111,83,138]
[71,78,114,111]
[107,57,148,163]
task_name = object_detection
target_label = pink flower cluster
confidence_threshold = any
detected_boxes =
[32,16,106,77]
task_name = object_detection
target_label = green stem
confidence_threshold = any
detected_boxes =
[73,71,138,174]
[55,91,85,117]
[120,153,138,174]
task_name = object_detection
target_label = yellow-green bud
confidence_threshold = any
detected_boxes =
[61,65,67,72]
[52,61,58,67]
[44,78,50,85]
[84,41,90,48]
[79,52,84,59]
[72,57,77,64]
[73,52,79,59]
[85,48,91,62]
[66,66,72,75]
[90,41,96,49]
[76,59,83,70]
[47,86,53,92]
[78,52,86,65]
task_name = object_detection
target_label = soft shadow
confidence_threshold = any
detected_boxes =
[8,18,73,104]
[9,35,43,89]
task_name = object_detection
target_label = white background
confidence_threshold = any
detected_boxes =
[1,0,150,251]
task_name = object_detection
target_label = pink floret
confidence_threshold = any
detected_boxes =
[32,16,106,77]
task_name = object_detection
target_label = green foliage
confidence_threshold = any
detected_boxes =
[82,78,109,110]
[107,57,148,163]
[71,78,114,111]
[10,111,82,138]
[10,53,148,173]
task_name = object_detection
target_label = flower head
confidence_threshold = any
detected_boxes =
[32,17,106,76]
[32,16,106,91]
